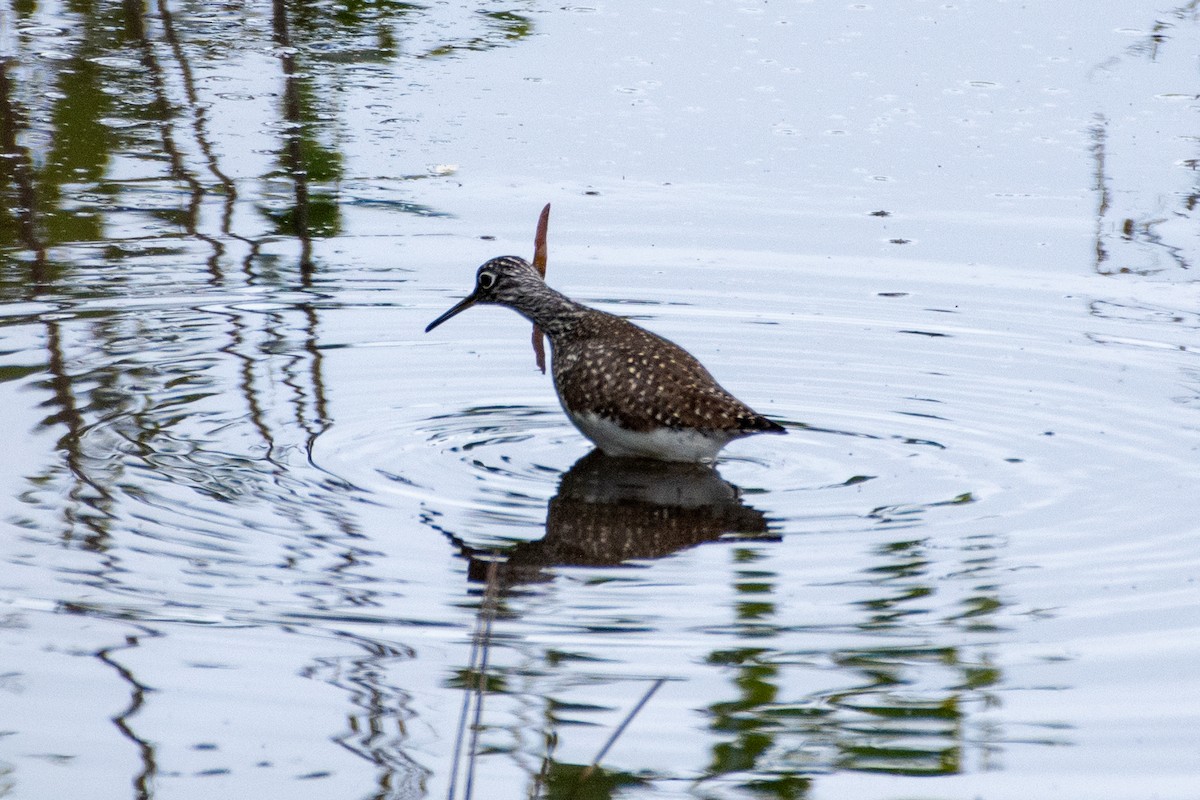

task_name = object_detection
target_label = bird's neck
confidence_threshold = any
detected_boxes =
[507,285,590,338]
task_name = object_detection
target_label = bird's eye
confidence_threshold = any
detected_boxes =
[478,271,496,290]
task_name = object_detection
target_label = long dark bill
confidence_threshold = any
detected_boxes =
[425,294,478,333]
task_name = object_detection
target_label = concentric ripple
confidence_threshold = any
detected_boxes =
[8,244,1195,798]
[314,254,1200,578]
[315,393,577,543]
[298,252,1200,791]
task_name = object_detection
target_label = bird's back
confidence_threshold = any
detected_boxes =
[548,308,782,436]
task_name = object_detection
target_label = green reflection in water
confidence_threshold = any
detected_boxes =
[703,533,1008,795]
[37,46,112,247]
[539,762,646,799]
[290,0,420,61]
[422,8,535,58]
[705,548,813,798]
[0,0,540,274]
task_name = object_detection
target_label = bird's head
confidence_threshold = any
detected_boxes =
[425,256,545,332]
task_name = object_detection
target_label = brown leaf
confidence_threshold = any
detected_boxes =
[532,203,550,277]
[531,203,551,372]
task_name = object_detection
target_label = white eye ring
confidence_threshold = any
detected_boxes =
[478,271,496,289]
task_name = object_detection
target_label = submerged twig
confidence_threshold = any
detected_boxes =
[449,558,502,800]
[578,678,667,785]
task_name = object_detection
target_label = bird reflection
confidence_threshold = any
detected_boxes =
[460,451,777,585]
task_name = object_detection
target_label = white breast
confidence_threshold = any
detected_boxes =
[564,410,737,463]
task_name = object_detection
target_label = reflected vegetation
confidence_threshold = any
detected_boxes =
[0,0,545,543]
[1,5,535,797]
[432,457,1024,798]
[0,0,539,279]
[303,634,428,800]
[442,453,777,798]
[94,622,159,800]
[696,533,1012,797]
[1091,1,1200,275]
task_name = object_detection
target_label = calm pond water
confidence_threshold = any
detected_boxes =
[2,1,1199,799]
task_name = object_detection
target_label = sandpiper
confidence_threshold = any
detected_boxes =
[425,256,786,462]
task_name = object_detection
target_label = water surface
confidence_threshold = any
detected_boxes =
[2,2,1199,799]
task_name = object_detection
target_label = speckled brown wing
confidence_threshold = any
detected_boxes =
[550,311,781,434]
